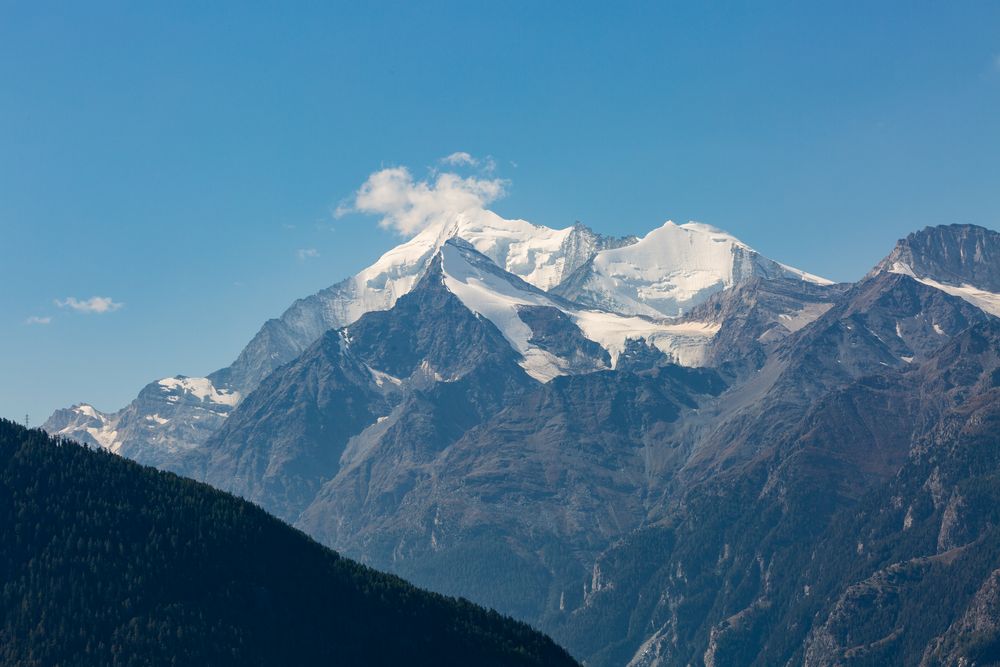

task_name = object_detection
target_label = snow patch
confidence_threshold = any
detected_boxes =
[75,404,102,419]
[779,302,834,332]
[85,425,120,451]
[573,310,720,367]
[368,367,403,387]
[158,376,241,406]
[889,262,1000,317]
[441,242,564,380]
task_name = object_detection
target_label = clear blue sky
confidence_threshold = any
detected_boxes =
[2,1,999,422]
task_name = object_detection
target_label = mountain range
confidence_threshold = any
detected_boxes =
[44,216,1000,665]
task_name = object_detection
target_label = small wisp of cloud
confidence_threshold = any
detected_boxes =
[55,296,123,314]
[297,248,320,261]
[441,151,477,167]
[25,316,52,325]
[336,152,507,237]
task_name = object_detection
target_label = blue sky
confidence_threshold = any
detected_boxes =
[2,1,999,422]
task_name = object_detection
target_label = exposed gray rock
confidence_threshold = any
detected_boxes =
[874,224,1000,292]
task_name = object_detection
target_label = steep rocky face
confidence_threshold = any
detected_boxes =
[670,271,991,492]
[517,305,612,373]
[190,251,538,525]
[683,275,845,378]
[298,364,727,623]
[543,276,999,667]
[876,223,1000,292]
[193,330,395,522]
[796,322,1000,667]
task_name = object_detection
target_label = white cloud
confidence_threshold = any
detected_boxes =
[55,296,123,314]
[337,164,507,236]
[441,151,477,167]
[25,316,51,325]
[297,248,320,260]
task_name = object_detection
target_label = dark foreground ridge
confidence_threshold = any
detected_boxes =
[0,419,579,667]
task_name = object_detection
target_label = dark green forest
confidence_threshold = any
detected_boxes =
[0,419,578,667]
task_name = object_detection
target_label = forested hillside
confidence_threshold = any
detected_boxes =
[0,419,578,667]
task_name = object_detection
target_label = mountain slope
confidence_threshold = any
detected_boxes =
[298,363,727,624]
[543,249,1000,666]
[193,248,538,524]
[186,238,730,532]
[0,419,578,667]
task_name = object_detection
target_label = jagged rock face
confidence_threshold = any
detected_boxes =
[298,364,726,623]
[671,272,991,492]
[684,276,845,377]
[877,224,1000,292]
[516,305,612,373]
[194,330,395,522]
[192,257,536,524]
[796,324,1000,667]
[921,569,1000,666]
[544,286,1000,666]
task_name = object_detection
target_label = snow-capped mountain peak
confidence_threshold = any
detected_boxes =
[45,403,121,452]
[438,238,721,380]
[552,220,832,318]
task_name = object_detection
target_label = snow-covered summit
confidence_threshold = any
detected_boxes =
[222,211,633,392]
[350,209,632,314]
[438,239,721,380]
[45,403,121,452]
[552,220,832,318]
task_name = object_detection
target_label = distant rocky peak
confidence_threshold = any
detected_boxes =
[876,224,1000,316]
[878,224,1000,289]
